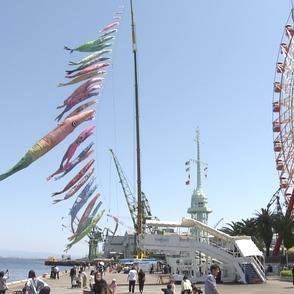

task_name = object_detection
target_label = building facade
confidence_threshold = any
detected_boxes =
[103,232,136,259]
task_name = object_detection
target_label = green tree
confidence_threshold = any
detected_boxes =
[221,221,246,236]
[272,214,294,250]
[221,218,257,236]
[255,208,273,257]
[221,218,263,251]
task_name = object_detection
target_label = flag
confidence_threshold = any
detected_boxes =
[204,166,208,178]
[185,161,191,185]
[185,173,190,185]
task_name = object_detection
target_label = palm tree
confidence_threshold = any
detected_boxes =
[221,221,246,236]
[272,214,294,250]
[255,208,274,257]
[221,218,257,236]
[221,218,264,251]
[241,218,257,236]
[220,207,294,257]
[272,214,294,265]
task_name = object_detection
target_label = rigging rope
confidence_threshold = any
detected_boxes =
[107,1,125,220]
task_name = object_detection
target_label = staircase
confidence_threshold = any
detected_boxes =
[139,217,266,284]
[243,263,262,283]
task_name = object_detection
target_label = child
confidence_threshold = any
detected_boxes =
[109,278,117,294]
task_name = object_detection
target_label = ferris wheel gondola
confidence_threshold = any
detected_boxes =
[272,9,294,255]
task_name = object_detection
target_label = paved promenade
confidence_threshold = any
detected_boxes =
[6,271,294,293]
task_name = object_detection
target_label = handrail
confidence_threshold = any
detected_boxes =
[249,256,266,282]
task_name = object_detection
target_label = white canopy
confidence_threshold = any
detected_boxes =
[235,239,263,257]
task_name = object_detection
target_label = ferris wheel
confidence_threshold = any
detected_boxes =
[272,10,294,254]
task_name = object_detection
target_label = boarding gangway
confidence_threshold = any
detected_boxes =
[139,217,265,284]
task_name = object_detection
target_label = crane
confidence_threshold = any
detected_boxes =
[109,149,156,233]
[213,217,224,229]
[267,188,284,215]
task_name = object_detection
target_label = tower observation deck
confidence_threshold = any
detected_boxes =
[187,129,212,228]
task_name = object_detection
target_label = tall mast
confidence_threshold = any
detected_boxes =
[195,129,202,190]
[130,0,143,237]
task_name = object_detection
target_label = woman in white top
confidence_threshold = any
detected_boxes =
[180,275,192,294]
[24,270,50,294]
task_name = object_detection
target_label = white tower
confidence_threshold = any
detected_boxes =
[187,129,212,236]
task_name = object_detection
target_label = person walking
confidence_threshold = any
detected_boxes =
[77,270,83,288]
[69,265,77,287]
[181,275,192,294]
[24,270,50,294]
[98,262,105,275]
[89,270,95,291]
[81,268,87,288]
[138,268,145,293]
[127,266,137,293]
[49,267,54,279]
[205,264,220,294]
[0,270,9,294]
[54,266,59,279]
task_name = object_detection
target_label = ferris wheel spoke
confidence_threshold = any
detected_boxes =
[278,119,294,138]
[280,96,292,107]
[283,59,293,72]
[280,79,293,93]
[280,111,291,123]
[278,134,294,161]
[282,140,294,156]
[284,121,294,134]
[287,46,294,60]
[285,151,294,175]
[282,63,294,76]
[281,138,293,153]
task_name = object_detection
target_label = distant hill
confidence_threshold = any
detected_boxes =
[0,249,83,259]
[0,249,59,259]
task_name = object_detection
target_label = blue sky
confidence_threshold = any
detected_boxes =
[0,0,291,257]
